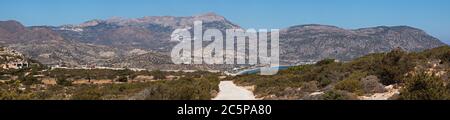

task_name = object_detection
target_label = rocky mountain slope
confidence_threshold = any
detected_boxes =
[0,20,122,66]
[280,24,446,64]
[51,12,240,53]
[0,13,447,69]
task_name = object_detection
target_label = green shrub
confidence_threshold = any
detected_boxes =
[316,59,335,66]
[321,90,357,100]
[133,76,220,100]
[301,81,318,92]
[287,65,312,73]
[399,72,450,100]
[376,48,415,85]
[335,79,363,94]
[71,86,103,100]
[334,71,366,93]
[117,76,128,82]
[319,78,332,87]
[19,74,40,85]
[56,76,72,86]
[420,46,450,63]
[151,70,165,80]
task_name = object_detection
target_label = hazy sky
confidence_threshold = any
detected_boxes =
[0,0,449,43]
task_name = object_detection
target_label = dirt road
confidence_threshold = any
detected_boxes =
[213,81,256,100]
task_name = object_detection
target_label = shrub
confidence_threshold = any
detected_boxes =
[19,74,40,85]
[301,81,318,92]
[321,90,357,100]
[132,76,220,100]
[56,76,72,86]
[319,78,332,87]
[334,71,367,94]
[117,76,128,82]
[399,72,449,100]
[316,59,335,66]
[287,65,312,73]
[151,70,165,80]
[335,79,362,94]
[71,87,103,100]
[439,51,450,63]
[376,48,415,85]
[232,46,450,99]
[420,46,450,63]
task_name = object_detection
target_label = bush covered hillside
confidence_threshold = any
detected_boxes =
[234,46,450,100]
[0,67,221,100]
[1,46,222,100]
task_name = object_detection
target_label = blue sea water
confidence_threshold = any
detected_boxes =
[236,66,292,75]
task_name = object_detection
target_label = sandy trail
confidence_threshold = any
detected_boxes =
[213,81,256,100]
[358,85,400,100]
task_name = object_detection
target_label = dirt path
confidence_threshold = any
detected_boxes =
[212,81,256,100]
[358,85,400,100]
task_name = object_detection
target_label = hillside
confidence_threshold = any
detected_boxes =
[234,46,450,100]
[280,24,446,64]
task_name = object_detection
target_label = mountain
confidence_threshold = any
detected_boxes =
[0,20,142,66]
[50,13,240,53]
[279,24,446,64]
[0,13,447,70]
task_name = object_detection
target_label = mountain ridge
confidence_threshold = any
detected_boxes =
[0,13,447,69]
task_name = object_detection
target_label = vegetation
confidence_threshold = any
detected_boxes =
[321,90,357,100]
[0,68,221,100]
[398,72,450,100]
[335,79,362,94]
[316,58,336,66]
[150,70,165,80]
[134,75,220,100]
[235,46,450,100]
[56,76,72,86]
[45,69,131,80]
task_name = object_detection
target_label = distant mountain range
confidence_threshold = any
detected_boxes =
[0,13,447,70]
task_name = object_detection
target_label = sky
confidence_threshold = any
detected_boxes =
[0,0,449,44]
